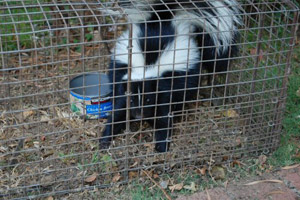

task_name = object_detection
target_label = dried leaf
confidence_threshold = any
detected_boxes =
[244,179,283,186]
[202,101,210,107]
[250,48,256,55]
[84,173,98,183]
[258,155,267,165]
[112,173,121,183]
[41,175,54,187]
[224,180,229,188]
[130,161,138,168]
[86,131,96,137]
[61,111,70,118]
[41,115,50,122]
[70,159,76,164]
[129,171,138,179]
[296,88,300,97]
[46,197,54,200]
[232,160,241,167]
[153,174,159,179]
[141,170,153,177]
[24,138,32,143]
[196,167,207,175]
[0,146,8,153]
[294,152,300,159]
[8,143,17,148]
[211,166,226,180]
[169,183,183,192]
[144,143,153,148]
[23,110,34,119]
[41,136,46,141]
[33,141,40,148]
[235,138,242,146]
[92,31,101,41]
[223,109,239,118]
[43,150,54,158]
[183,182,196,192]
[281,164,300,170]
[89,143,97,150]
[250,48,264,61]
[160,180,169,189]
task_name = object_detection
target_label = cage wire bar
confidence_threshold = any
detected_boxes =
[0,0,299,199]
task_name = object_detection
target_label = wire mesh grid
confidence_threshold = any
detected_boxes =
[0,0,298,199]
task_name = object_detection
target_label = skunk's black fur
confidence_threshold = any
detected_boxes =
[100,0,241,152]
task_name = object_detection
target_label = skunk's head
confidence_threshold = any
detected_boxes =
[130,80,157,119]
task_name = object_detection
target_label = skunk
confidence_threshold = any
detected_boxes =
[100,0,241,152]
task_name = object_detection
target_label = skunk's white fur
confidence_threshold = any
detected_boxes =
[118,23,200,81]
[119,0,241,54]
[111,0,241,81]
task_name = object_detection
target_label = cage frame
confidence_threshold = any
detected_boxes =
[0,0,299,199]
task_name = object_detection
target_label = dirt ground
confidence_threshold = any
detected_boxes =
[177,165,300,200]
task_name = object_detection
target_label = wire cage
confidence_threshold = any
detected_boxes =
[0,0,298,199]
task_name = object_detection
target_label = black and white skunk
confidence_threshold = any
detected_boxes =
[100,0,241,152]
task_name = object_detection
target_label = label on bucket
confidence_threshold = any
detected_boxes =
[70,92,112,119]
[86,102,112,118]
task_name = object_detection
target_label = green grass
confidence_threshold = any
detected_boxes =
[0,0,51,51]
[269,43,300,166]
[0,1,95,52]
[127,172,220,200]
[131,184,165,200]
[242,6,300,167]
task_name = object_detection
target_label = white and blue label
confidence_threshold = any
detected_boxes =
[86,101,112,118]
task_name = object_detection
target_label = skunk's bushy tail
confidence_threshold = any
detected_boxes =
[118,0,242,55]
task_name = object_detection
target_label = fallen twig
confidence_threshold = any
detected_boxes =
[281,164,300,170]
[244,179,283,186]
[264,190,285,197]
[205,188,211,200]
[142,170,172,200]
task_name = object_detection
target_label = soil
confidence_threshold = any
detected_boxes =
[177,165,300,200]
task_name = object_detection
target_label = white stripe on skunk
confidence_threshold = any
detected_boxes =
[171,1,241,54]
[118,23,200,81]
[111,0,241,81]
[118,0,241,54]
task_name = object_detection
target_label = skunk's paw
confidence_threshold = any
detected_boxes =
[155,141,169,152]
[99,138,111,150]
